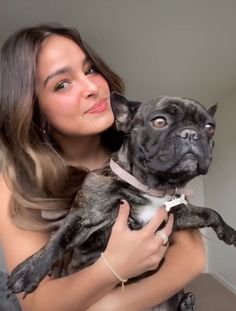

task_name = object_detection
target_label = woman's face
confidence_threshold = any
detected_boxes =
[36,35,114,137]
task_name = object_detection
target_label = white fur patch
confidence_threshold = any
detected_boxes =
[136,194,172,224]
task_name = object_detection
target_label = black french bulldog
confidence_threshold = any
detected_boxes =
[7,93,236,310]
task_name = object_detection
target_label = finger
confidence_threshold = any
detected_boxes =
[162,213,174,236]
[143,208,168,234]
[155,214,174,245]
[158,245,168,261]
[114,200,130,229]
[149,245,169,271]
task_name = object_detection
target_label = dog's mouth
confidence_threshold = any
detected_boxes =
[146,152,198,172]
[171,153,198,173]
[145,152,210,185]
[136,136,213,187]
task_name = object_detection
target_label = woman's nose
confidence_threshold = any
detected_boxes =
[80,74,99,97]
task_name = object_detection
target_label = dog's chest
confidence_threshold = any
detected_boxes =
[136,194,171,224]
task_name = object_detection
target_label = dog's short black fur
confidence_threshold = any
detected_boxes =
[7,93,236,310]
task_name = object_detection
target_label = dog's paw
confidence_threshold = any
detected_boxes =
[7,253,50,297]
[178,292,196,311]
[215,222,236,246]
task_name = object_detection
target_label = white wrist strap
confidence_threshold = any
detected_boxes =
[101,253,128,290]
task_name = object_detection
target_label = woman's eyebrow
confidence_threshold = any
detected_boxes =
[43,66,73,86]
[43,56,90,87]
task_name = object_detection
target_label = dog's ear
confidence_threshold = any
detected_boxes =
[110,92,141,132]
[207,104,217,117]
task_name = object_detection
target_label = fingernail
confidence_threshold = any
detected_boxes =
[120,199,125,205]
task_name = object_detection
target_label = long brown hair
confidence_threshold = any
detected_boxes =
[0,23,125,231]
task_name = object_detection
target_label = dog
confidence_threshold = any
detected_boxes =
[7,93,236,310]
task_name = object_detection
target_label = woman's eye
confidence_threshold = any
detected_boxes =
[85,66,98,75]
[152,117,168,128]
[54,80,71,91]
[205,123,215,135]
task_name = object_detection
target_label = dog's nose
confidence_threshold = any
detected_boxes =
[179,128,199,140]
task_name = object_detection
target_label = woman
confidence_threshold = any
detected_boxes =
[0,24,205,311]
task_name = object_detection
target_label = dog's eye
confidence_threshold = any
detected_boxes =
[152,117,167,128]
[205,123,215,135]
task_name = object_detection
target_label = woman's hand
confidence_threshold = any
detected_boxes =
[100,200,174,282]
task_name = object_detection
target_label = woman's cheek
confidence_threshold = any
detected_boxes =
[53,93,80,115]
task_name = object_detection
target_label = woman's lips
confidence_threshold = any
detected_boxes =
[86,99,108,113]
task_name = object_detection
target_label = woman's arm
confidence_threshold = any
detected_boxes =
[0,176,172,311]
[86,229,206,311]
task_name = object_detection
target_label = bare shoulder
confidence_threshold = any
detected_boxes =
[0,173,11,220]
[171,229,203,245]
[0,174,50,273]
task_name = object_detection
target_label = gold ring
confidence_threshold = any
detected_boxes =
[156,230,168,245]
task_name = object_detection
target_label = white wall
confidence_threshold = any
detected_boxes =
[204,90,236,293]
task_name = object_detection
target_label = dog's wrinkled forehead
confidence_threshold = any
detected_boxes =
[134,95,217,129]
[140,96,206,117]
[110,92,217,133]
